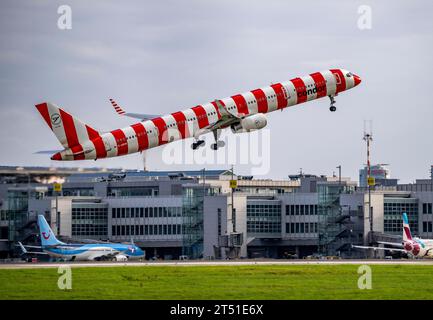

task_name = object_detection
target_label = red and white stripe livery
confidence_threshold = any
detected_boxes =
[36,68,361,161]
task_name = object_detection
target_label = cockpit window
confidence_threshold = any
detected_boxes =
[346,72,353,77]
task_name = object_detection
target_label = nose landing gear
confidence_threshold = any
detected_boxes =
[329,95,337,112]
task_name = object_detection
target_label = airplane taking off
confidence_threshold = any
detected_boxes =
[35,68,361,161]
[19,215,145,261]
[353,213,433,258]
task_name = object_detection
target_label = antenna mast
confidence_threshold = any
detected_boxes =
[363,120,373,237]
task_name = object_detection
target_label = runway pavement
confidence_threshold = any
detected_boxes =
[1,259,433,269]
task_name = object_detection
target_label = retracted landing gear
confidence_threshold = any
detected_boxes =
[329,95,337,112]
[191,139,205,150]
[210,129,225,150]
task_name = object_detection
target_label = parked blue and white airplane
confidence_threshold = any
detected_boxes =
[20,215,145,261]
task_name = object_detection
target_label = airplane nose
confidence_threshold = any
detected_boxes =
[51,152,62,161]
[353,74,362,86]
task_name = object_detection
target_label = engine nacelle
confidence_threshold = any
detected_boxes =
[231,113,267,133]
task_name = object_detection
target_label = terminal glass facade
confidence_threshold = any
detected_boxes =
[7,189,28,241]
[71,202,108,238]
[317,183,355,255]
[107,186,158,197]
[247,201,281,234]
[182,185,219,259]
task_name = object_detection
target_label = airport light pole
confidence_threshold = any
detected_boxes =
[231,165,236,233]
[427,165,433,238]
[363,121,373,241]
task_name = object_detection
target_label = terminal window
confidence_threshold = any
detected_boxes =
[384,202,418,234]
[247,204,281,233]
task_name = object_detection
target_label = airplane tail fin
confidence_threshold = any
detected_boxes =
[37,215,63,247]
[402,213,412,241]
[35,102,101,149]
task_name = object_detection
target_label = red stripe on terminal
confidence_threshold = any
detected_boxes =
[309,72,327,98]
[291,77,307,104]
[191,105,209,129]
[151,117,168,146]
[330,69,346,94]
[111,129,128,156]
[231,95,249,115]
[35,103,53,130]
[131,123,149,151]
[251,89,269,113]
[171,111,189,139]
[59,109,80,148]
[270,84,288,110]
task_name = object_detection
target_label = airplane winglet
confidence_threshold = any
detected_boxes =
[108,99,161,121]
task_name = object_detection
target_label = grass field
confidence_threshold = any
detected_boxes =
[0,264,433,299]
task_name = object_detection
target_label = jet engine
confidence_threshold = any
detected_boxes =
[231,113,267,133]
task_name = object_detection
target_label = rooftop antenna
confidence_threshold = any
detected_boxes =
[363,120,373,237]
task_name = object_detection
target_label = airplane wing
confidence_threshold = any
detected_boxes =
[20,244,44,249]
[352,244,406,253]
[377,241,403,248]
[16,242,50,256]
[109,99,161,121]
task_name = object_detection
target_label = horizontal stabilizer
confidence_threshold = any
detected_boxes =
[34,150,63,154]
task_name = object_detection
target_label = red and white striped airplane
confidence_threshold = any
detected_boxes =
[35,68,361,161]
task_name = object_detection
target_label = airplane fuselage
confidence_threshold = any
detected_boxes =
[404,238,433,258]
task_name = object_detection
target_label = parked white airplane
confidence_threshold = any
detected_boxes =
[353,213,433,258]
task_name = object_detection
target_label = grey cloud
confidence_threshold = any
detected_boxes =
[0,0,432,182]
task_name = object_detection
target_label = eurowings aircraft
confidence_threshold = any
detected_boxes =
[353,213,433,258]
[35,69,361,161]
[19,215,145,261]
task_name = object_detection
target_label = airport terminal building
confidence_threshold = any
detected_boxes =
[0,165,432,259]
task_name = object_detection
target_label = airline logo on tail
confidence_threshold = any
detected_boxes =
[37,215,64,247]
[42,231,51,240]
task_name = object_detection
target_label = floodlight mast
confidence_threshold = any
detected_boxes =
[363,120,373,236]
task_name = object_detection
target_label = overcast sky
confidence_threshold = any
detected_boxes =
[0,0,432,183]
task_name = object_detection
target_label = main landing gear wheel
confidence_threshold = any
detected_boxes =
[191,140,205,150]
[328,95,337,112]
